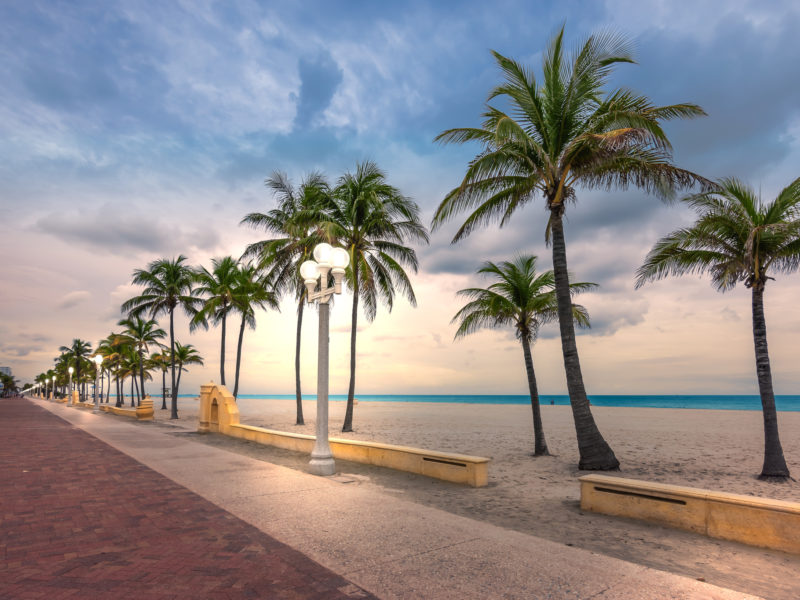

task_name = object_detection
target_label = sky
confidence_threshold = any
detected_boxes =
[2,0,800,397]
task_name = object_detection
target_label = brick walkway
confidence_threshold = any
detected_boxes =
[0,398,377,600]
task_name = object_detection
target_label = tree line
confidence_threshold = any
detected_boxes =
[26,26,797,481]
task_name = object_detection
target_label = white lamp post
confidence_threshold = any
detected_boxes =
[93,355,103,413]
[300,242,350,476]
[51,376,55,401]
[68,366,74,406]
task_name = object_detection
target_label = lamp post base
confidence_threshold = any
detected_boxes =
[309,456,335,476]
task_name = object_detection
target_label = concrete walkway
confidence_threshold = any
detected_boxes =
[26,397,760,599]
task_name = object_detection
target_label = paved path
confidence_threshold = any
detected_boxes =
[13,397,763,599]
[0,397,375,599]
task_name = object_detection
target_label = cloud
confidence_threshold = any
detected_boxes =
[293,51,344,130]
[57,290,90,309]
[35,206,221,256]
[0,344,42,357]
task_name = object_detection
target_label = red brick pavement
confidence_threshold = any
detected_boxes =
[0,398,378,600]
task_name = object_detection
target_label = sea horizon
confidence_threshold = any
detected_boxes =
[155,393,800,412]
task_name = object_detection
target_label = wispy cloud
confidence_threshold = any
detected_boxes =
[57,290,91,310]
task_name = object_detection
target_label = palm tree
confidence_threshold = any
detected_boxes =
[122,256,202,419]
[192,256,240,386]
[117,344,139,406]
[118,316,166,406]
[230,263,279,398]
[320,161,429,432]
[431,27,709,470]
[96,333,125,405]
[453,256,594,455]
[58,339,92,401]
[636,177,800,479]
[149,350,171,409]
[172,342,204,397]
[241,171,330,425]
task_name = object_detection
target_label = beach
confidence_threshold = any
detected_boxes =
[155,397,800,598]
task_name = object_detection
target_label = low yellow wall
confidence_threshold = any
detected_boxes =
[197,383,489,487]
[579,474,800,554]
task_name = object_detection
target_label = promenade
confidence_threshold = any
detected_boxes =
[3,396,762,599]
[0,397,374,599]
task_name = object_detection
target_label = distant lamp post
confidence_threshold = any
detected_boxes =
[93,355,103,413]
[300,242,350,476]
[51,376,55,401]
[68,366,74,406]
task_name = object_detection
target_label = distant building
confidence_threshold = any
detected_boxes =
[0,366,11,377]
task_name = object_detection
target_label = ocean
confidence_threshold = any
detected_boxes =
[213,394,800,412]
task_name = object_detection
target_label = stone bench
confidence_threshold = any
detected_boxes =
[198,383,489,487]
[579,474,800,554]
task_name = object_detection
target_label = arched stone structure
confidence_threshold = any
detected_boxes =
[198,383,240,434]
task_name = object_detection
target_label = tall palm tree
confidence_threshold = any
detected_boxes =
[241,171,329,425]
[118,316,166,406]
[230,263,279,398]
[122,256,202,419]
[431,27,709,470]
[453,256,594,455]
[636,177,800,479]
[58,339,92,401]
[192,256,240,386]
[172,342,204,398]
[320,161,429,432]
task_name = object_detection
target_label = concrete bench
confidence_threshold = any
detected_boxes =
[198,383,489,487]
[105,398,154,421]
[228,423,489,487]
[579,474,800,554]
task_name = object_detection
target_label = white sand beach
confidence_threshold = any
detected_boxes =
[158,397,800,599]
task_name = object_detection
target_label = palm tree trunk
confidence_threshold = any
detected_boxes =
[233,313,246,398]
[751,285,790,479]
[161,369,167,410]
[220,307,227,386]
[549,207,619,470]
[138,348,144,407]
[521,337,549,456]
[342,269,360,432]
[116,368,122,407]
[176,362,183,395]
[130,377,136,407]
[295,297,305,425]
[170,308,178,419]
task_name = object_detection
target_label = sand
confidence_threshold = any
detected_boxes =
[155,397,800,599]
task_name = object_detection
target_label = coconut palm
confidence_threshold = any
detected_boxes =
[241,172,330,424]
[230,263,279,398]
[172,342,204,397]
[431,27,709,469]
[636,177,800,479]
[122,256,202,419]
[117,344,139,406]
[59,339,92,401]
[149,350,171,409]
[97,333,125,405]
[117,316,166,406]
[319,161,429,432]
[453,256,595,455]
[192,256,240,386]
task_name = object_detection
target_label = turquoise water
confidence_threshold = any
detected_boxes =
[208,394,800,412]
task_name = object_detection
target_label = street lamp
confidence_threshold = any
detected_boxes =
[93,355,103,413]
[300,242,350,476]
[68,366,74,406]
[51,376,55,401]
